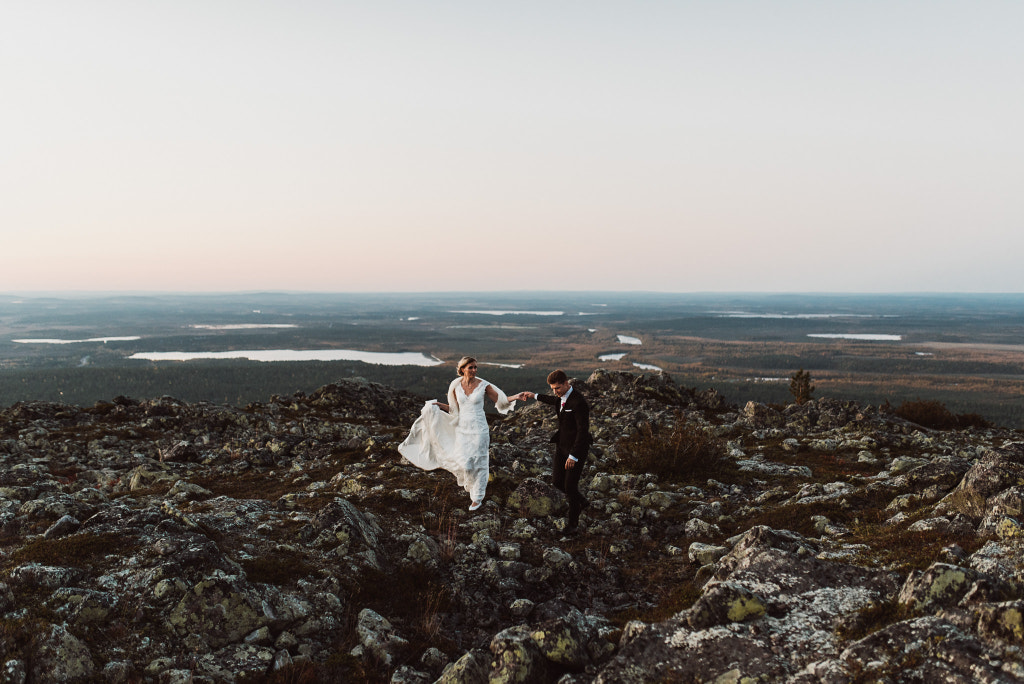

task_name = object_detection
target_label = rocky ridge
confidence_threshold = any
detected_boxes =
[1,370,1023,682]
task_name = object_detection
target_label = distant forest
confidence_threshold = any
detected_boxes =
[3,360,1023,430]
[0,362,545,410]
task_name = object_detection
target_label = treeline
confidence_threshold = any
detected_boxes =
[0,362,555,411]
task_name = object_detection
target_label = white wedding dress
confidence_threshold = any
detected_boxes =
[398,377,515,503]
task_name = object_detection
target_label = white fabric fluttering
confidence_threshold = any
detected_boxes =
[398,377,515,503]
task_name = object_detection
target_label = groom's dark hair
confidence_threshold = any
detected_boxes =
[547,369,568,384]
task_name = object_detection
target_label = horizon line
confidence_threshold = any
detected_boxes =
[3,289,1024,298]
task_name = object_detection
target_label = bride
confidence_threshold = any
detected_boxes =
[399,356,528,510]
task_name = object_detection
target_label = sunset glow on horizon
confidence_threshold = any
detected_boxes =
[3,2,1022,294]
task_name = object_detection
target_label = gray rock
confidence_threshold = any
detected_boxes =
[1,372,1023,683]
[687,542,729,566]
[489,625,549,683]
[354,608,409,668]
[168,576,268,649]
[898,562,978,611]
[435,649,491,684]
[29,624,95,684]
[506,477,566,518]
[41,514,80,539]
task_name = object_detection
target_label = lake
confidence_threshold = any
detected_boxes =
[128,350,443,365]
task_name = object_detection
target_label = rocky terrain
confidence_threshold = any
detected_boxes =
[2,369,1024,683]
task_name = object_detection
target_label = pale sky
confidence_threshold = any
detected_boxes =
[2,1,1022,293]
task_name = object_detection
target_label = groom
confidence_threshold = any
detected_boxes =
[526,370,592,533]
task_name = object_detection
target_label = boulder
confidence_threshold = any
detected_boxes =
[506,478,565,518]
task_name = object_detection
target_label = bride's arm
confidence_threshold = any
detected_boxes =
[486,384,517,414]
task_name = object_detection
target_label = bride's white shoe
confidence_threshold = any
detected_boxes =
[469,500,483,511]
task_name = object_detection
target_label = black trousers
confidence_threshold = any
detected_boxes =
[552,452,588,523]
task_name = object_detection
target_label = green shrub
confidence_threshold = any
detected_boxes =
[789,369,814,405]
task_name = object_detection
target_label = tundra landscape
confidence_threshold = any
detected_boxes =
[2,293,1024,682]
[2,292,1024,428]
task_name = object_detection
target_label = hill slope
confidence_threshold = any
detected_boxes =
[1,371,1023,682]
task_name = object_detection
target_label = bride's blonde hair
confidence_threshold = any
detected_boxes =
[456,356,477,376]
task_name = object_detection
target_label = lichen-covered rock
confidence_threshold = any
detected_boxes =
[29,623,95,684]
[2,372,1024,682]
[898,562,978,611]
[435,649,491,684]
[2,659,27,684]
[688,542,728,566]
[838,616,1015,681]
[301,497,382,553]
[740,401,784,429]
[353,608,409,668]
[530,617,589,671]
[489,625,549,683]
[974,600,1024,643]
[506,477,565,518]
[684,581,766,629]
[936,443,1024,520]
[168,576,269,649]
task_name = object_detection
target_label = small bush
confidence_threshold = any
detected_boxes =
[955,412,994,429]
[614,414,740,485]
[895,399,993,430]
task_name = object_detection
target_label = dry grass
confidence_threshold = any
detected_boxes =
[345,564,456,653]
[6,531,133,570]
[612,414,748,486]
[240,548,318,586]
[609,537,700,626]
[192,451,361,504]
[848,525,989,572]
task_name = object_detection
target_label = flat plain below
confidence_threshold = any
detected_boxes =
[1,292,1023,428]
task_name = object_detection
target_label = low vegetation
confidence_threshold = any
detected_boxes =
[612,414,743,485]
[893,398,993,430]
[6,532,132,570]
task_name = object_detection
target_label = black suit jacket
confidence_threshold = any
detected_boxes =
[538,388,592,459]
